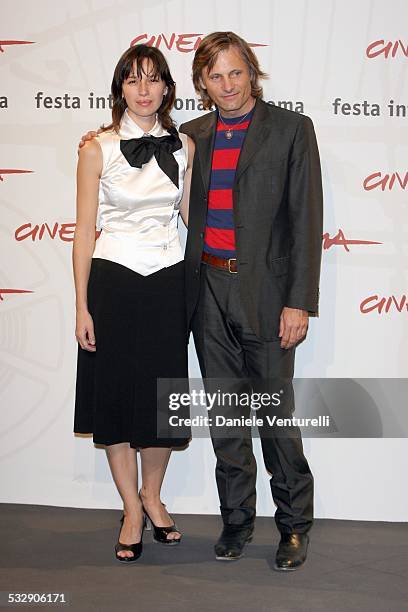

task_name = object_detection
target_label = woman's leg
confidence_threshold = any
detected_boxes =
[139,447,181,541]
[105,442,144,558]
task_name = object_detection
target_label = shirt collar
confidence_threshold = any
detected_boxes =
[119,108,168,139]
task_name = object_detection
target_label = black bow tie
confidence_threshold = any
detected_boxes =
[120,128,182,188]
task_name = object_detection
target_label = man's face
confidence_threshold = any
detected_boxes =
[200,45,255,118]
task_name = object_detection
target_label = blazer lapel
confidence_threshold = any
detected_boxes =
[234,98,270,184]
[195,111,217,194]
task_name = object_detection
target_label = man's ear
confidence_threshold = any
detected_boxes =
[199,76,207,90]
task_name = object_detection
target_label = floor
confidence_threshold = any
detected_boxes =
[1,504,408,611]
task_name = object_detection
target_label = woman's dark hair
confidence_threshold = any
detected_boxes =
[101,44,176,133]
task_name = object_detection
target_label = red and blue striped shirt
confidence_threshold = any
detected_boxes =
[203,107,255,259]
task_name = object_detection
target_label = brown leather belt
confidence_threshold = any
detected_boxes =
[201,252,237,273]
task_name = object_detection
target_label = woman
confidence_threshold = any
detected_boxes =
[73,44,194,563]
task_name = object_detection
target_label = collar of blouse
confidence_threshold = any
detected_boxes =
[119,108,169,139]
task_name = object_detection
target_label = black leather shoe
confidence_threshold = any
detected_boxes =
[143,508,182,545]
[274,533,309,571]
[139,490,182,545]
[115,514,143,564]
[215,524,254,561]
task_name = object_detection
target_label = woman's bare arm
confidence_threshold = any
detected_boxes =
[72,139,102,351]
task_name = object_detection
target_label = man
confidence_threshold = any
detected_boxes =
[179,32,323,571]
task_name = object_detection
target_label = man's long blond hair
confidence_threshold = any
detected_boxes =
[192,31,268,110]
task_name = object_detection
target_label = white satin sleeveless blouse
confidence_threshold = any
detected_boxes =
[92,109,187,276]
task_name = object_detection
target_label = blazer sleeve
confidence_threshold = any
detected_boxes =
[179,122,194,140]
[286,115,323,315]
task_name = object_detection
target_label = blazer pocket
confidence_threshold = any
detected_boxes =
[270,255,290,277]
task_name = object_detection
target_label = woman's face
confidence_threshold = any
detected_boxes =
[122,58,167,121]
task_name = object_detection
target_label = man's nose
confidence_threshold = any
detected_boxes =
[222,77,234,92]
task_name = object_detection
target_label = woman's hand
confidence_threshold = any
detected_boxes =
[76,309,96,351]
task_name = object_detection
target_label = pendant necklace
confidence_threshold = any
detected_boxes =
[218,107,253,140]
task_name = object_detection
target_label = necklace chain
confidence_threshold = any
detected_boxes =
[218,106,253,139]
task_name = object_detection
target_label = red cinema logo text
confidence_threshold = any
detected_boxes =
[363,171,408,192]
[14,222,101,242]
[0,169,33,182]
[130,33,266,52]
[366,39,408,59]
[0,288,33,301]
[322,229,381,252]
[360,294,408,314]
[0,40,35,53]
[15,222,76,242]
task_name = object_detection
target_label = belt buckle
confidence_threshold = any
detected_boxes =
[227,258,237,273]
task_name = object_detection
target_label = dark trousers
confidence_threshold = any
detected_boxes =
[192,263,314,535]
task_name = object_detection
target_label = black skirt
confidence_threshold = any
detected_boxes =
[74,258,190,448]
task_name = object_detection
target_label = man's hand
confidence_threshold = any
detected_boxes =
[279,307,309,349]
[78,130,101,149]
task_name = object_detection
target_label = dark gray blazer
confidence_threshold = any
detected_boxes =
[180,98,323,341]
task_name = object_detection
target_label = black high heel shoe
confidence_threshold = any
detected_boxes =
[139,494,182,545]
[115,514,144,563]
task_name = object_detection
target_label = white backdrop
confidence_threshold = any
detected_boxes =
[1,0,407,521]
